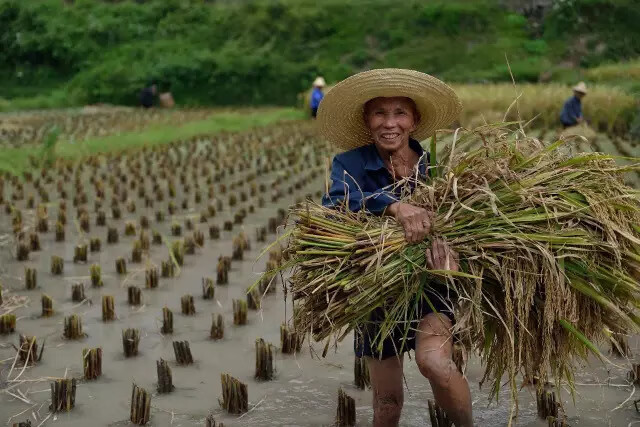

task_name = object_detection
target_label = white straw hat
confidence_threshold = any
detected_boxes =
[317,68,461,151]
[313,76,326,87]
[573,82,588,94]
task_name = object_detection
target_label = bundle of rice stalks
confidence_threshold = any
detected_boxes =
[90,264,103,287]
[29,233,41,251]
[18,335,43,365]
[51,256,64,275]
[173,340,194,365]
[254,338,275,380]
[210,313,224,340]
[102,295,115,321]
[63,314,83,339]
[156,359,174,393]
[161,259,175,278]
[50,378,76,413]
[559,123,597,142]
[428,399,452,427]
[73,244,87,263]
[55,221,65,241]
[219,374,248,414]
[71,283,85,302]
[202,278,215,299]
[263,123,640,406]
[130,383,151,425]
[83,347,102,380]
[336,388,355,427]
[181,294,196,315]
[280,323,302,354]
[41,294,53,317]
[171,241,184,266]
[205,414,223,427]
[25,268,36,289]
[161,307,174,334]
[0,313,16,334]
[123,328,140,357]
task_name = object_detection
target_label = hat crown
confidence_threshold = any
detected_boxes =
[313,77,326,87]
[573,82,587,93]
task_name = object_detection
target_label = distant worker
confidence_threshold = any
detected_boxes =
[139,81,157,109]
[310,76,326,118]
[560,82,587,128]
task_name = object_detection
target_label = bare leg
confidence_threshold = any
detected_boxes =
[367,354,404,427]
[415,313,473,427]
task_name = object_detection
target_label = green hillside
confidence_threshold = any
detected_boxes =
[0,0,638,108]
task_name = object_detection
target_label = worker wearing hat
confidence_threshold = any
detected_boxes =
[310,76,326,118]
[560,82,588,128]
[319,69,473,427]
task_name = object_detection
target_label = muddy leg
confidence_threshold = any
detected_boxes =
[415,313,473,427]
[367,354,404,427]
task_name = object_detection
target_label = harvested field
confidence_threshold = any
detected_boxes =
[0,117,638,426]
[0,106,244,148]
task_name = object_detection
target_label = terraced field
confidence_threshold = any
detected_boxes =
[0,107,236,147]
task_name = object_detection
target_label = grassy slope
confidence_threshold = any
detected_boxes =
[1,0,638,109]
[0,108,305,175]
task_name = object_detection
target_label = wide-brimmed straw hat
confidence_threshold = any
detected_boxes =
[317,68,461,151]
[313,76,326,87]
[573,81,588,94]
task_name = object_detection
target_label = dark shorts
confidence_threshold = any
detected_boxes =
[311,107,318,118]
[355,280,455,359]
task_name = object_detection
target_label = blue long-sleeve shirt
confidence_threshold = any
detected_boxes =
[322,139,428,214]
[560,95,582,126]
[310,87,324,110]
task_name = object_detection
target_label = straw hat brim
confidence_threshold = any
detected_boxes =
[317,68,462,151]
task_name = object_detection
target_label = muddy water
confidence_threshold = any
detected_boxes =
[1,134,639,426]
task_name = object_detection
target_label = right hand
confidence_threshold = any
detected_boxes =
[386,202,433,244]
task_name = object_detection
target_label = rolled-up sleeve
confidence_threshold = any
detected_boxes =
[322,156,397,214]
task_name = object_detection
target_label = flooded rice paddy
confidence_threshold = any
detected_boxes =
[0,122,639,426]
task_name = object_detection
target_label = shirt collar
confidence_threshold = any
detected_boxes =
[364,138,426,171]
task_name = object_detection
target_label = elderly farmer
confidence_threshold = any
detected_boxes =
[560,82,587,128]
[319,69,473,427]
[310,76,326,118]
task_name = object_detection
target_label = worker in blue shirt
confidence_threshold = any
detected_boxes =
[560,82,587,128]
[310,76,326,118]
[318,69,473,427]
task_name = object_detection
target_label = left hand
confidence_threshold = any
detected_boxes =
[426,238,459,271]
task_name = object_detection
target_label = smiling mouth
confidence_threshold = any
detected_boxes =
[381,133,400,140]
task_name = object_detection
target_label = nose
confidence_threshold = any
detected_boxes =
[383,113,397,128]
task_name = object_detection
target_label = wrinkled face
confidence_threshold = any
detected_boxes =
[364,97,419,153]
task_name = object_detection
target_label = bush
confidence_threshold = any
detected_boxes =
[544,0,640,66]
[0,0,638,108]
